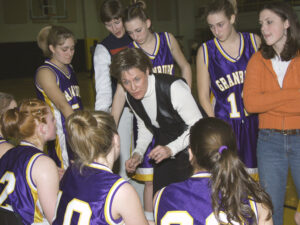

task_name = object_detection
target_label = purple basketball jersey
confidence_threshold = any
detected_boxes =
[53,163,127,225]
[129,32,174,75]
[0,142,48,225]
[154,172,258,225]
[203,32,258,170]
[35,60,83,169]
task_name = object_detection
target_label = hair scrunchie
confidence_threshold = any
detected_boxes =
[218,145,228,154]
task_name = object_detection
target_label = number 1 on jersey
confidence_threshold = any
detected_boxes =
[227,93,241,118]
[227,92,249,118]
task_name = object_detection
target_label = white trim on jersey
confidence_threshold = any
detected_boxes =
[154,187,166,223]
[202,43,209,68]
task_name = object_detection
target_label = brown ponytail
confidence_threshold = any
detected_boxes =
[190,118,272,224]
[205,0,237,21]
[123,0,149,23]
[1,99,48,141]
[37,25,75,58]
[66,110,117,171]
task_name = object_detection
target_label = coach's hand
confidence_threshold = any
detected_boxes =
[125,153,142,173]
[149,145,172,164]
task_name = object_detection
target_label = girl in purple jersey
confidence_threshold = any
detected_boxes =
[154,117,273,225]
[0,92,16,158]
[0,98,59,225]
[0,92,19,225]
[53,110,148,225]
[36,25,78,120]
[35,25,83,171]
[196,0,261,177]
[197,0,260,117]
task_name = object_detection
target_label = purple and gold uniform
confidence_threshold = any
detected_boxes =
[129,32,175,181]
[53,163,128,225]
[0,141,49,225]
[130,32,174,76]
[35,60,83,169]
[202,32,258,172]
[154,172,258,225]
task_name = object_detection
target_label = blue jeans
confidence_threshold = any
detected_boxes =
[257,129,300,225]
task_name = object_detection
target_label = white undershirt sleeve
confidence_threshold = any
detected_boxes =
[94,44,112,112]
[167,80,202,156]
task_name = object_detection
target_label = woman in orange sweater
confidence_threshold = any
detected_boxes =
[244,2,300,225]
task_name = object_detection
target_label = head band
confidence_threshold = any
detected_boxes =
[218,145,228,154]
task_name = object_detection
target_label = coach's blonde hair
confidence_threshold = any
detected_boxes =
[66,111,117,170]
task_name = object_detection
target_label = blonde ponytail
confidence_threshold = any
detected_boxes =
[37,25,52,57]
[228,0,238,14]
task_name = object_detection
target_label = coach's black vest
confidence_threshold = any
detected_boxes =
[127,74,188,147]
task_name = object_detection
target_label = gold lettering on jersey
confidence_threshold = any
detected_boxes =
[152,65,173,75]
[216,80,225,91]
[64,85,80,101]
[220,78,229,90]
[215,70,245,91]
[232,72,241,84]
[239,71,244,83]
[226,74,235,87]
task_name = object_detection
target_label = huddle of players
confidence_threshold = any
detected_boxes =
[0,101,272,225]
[2,0,300,224]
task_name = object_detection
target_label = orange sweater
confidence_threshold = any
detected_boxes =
[244,51,300,129]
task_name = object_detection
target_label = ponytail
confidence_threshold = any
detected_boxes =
[123,0,149,23]
[205,0,237,21]
[210,146,258,224]
[1,108,21,140]
[228,0,238,15]
[66,110,117,171]
[37,25,52,58]
[37,25,75,58]
[1,99,48,141]
[190,118,272,224]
